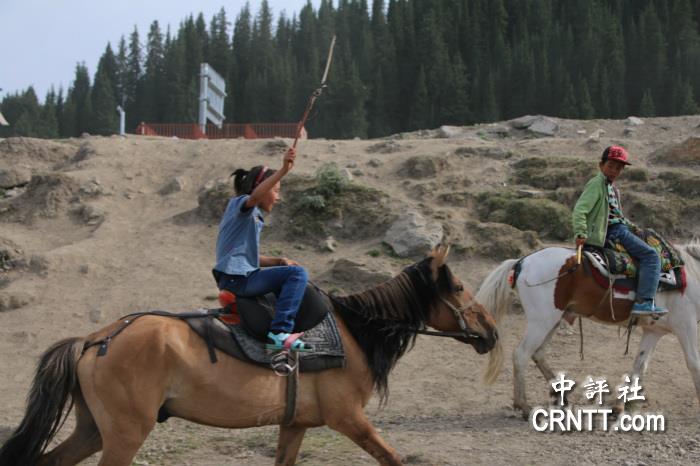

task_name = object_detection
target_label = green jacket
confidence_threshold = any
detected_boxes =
[572,172,630,247]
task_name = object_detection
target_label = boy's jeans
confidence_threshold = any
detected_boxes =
[606,223,661,302]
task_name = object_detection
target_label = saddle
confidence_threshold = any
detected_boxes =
[184,283,346,372]
[583,248,686,299]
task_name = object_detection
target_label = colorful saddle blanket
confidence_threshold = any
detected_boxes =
[583,228,686,295]
[604,227,684,277]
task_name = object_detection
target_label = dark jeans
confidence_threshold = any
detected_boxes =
[606,223,661,302]
[218,266,308,333]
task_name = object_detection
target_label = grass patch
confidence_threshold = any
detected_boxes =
[476,191,572,240]
[511,157,595,189]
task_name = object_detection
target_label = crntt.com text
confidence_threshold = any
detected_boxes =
[531,408,665,432]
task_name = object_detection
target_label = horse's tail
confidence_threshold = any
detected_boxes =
[0,337,84,466]
[477,259,519,385]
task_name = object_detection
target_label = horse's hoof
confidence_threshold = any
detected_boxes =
[514,404,532,420]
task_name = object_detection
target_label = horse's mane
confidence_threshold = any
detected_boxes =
[330,256,456,403]
[679,238,700,281]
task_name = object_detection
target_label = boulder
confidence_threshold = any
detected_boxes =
[383,212,443,258]
[625,116,644,126]
[509,115,559,136]
[437,125,470,138]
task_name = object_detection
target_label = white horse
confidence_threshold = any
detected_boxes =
[476,240,700,416]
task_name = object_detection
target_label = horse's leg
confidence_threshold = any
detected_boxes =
[532,318,561,382]
[328,413,402,466]
[611,329,663,416]
[673,316,700,406]
[513,318,561,417]
[275,425,307,466]
[38,394,102,466]
[92,405,157,466]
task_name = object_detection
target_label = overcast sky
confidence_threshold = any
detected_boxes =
[0,0,319,100]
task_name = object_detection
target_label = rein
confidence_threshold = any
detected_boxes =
[524,262,580,287]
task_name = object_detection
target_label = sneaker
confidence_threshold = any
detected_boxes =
[631,301,668,316]
[266,331,314,352]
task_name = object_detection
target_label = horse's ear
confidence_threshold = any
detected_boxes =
[430,244,450,281]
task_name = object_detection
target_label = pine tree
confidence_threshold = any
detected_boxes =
[69,63,92,136]
[442,53,471,125]
[638,89,656,116]
[230,4,253,122]
[561,77,578,119]
[36,88,60,138]
[125,27,143,129]
[115,36,128,107]
[162,33,190,122]
[208,8,230,78]
[578,78,595,120]
[675,78,700,115]
[142,20,166,122]
[91,67,118,135]
[407,66,430,130]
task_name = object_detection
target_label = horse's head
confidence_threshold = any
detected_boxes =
[423,245,499,354]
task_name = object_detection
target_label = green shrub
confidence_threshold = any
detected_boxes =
[315,162,349,198]
[298,194,326,211]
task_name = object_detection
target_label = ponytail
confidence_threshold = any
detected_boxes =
[230,165,277,195]
[231,168,249,195]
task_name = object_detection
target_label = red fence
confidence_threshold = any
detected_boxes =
[135,122,305,140]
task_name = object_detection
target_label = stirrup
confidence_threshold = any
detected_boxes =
[266,331,314,353]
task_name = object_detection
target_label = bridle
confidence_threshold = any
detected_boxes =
[416,295,483,340]
[404,263,484,340]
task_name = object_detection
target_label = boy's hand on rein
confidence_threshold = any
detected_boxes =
[282,147,296,172]
[575,236,586,247]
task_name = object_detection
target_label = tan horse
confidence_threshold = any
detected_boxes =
[0,245,499,466]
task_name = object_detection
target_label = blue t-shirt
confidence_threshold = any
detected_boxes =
[214,195,264,276]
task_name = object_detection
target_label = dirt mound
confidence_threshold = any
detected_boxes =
[0,137,78,170]
[0,173,84,224]
[650,136,700,166]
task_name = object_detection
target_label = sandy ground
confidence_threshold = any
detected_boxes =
[1,115,699,465]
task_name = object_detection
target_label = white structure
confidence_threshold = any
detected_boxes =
[116,106,125,135]
[198,63,226,134]
[0,111,8,126]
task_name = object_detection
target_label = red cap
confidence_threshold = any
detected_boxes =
[604,146,631,165]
